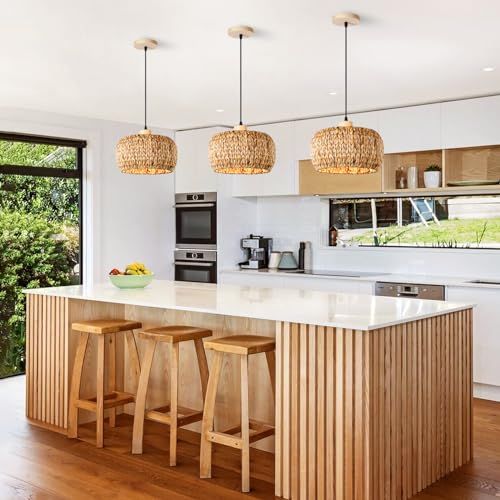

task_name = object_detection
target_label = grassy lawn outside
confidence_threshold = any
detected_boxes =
[352,217,500,248]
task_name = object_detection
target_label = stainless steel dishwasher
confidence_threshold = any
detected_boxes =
[375,282,445,300]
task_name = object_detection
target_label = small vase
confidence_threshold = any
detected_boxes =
[407,166,418,190]
[424,171,441,188]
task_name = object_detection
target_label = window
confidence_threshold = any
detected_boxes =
[329,194,500,249]
[0,132,86,378]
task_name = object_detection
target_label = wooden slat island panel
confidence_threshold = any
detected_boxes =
[274,310,473,500]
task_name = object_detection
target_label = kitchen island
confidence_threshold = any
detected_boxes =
[24,280,473,500]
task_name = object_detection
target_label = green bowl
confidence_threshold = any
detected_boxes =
[109,274,154,289]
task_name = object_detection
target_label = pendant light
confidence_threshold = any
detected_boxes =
[209,26,275,174]
[311,13,383,174]
[116,39,177,175]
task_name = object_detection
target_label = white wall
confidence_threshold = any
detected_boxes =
[0,107,175,283]
[249,195,500,279]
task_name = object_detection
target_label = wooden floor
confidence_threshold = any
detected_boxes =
[1,376,499,499]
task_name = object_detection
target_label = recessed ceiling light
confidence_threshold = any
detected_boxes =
[215,108,225,112]
[328,91,337,95]
[482,67,495,72]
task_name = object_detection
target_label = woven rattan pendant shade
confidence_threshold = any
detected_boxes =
[116,129,177,175]
[209,125,275,174]
[311,121,383,174]
[116,38,177,175]
[311,13,384,174]
[209,26,275,175]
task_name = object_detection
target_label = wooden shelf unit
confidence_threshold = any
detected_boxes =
[299,144,500,197]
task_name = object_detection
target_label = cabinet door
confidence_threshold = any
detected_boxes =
[442,96,500,149]
[447,286,500,386]
[378,104,441,153]
[175,128,223,193]
[231,122,297,197]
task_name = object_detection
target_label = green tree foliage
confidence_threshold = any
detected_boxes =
[0,141,79,224]
[0,140,79,377]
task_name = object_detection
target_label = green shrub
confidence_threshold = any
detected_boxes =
[0,210,74,377]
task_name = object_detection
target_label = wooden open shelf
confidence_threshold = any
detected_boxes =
[383,150,442,191]
[299,145,500,196]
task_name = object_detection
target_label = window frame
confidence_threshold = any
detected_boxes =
[0,131,87,282]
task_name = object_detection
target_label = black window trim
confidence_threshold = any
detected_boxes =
[0,131,86,282]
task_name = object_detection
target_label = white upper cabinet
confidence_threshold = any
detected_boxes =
[294,116,333,161]
[231,121,297,197]
[442,96,500,149]
[174,127,224,193]
[378,104,441,153]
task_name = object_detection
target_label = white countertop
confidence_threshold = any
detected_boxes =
[24,280,473,331]
[220,268,500,289]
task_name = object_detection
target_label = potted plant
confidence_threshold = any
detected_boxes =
[424,164,441,188]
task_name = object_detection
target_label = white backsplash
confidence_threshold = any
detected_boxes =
[254,196,500,279]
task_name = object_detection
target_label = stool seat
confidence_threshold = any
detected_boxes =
[139,325,212,343]
[72,319,142,335]
[204,335,275,355]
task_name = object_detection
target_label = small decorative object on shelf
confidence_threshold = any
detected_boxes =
[396,166,407,189]
[407,165,419,190]
[424,164,442,188]
[329,225,338,247]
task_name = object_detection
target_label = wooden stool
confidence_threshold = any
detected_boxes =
[200,335,275,493]
[68,319,142,448]
[132,325,212,466]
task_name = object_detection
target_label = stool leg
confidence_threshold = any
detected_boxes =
[200,351,223,479]
[96,334,105,448]
[169,342,179,466]
[265,351,276,402]
[126,330,141,393]
[68,331,89,439]
[194,339,209,401]
[241,355,250,493]
[132,340,156,454]
[108,333,116,428]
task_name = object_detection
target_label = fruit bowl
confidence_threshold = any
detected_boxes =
[109,273,154,289]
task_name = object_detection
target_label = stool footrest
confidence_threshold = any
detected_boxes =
[75,391,135,412]
[208,419,275,450]
[145,405,203,427]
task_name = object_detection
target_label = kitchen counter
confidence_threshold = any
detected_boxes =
[221,267,500,289]
[26,279,472,331]
[24,280,474,500]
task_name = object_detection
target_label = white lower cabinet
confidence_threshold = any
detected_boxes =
[447,286,500,387]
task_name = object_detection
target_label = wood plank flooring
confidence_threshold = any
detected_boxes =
[1,375,499,499]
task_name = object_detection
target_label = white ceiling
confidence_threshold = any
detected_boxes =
[1,0,500,130]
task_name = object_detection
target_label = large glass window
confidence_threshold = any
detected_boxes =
[330,194,500,249]
[0,133,85,378]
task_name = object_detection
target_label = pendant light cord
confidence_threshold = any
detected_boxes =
[344,21,348,122]
[239,34,243,126]
[144,46,148,130]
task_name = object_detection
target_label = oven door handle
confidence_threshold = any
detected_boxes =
[175,203,216,208]
[174,261,215,267]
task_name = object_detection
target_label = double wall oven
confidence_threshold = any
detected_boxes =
[174,193,217,283]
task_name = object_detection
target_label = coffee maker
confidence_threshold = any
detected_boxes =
[239,235,273,269]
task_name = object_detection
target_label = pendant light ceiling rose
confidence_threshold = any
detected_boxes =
[332,12,360,26]
[133,38,158,50]
[227,26,254,38]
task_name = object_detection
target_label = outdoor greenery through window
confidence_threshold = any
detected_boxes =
[330,195,500,248]
[0,133,85,378]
